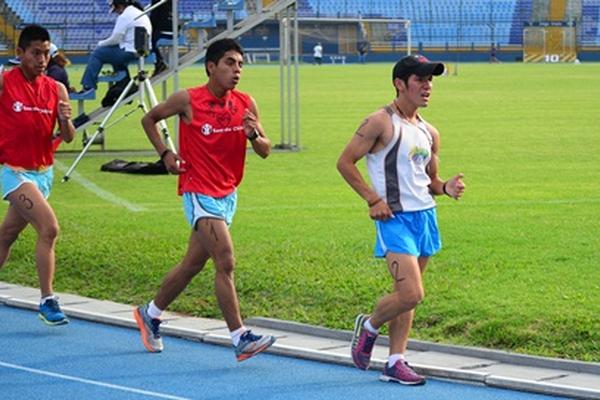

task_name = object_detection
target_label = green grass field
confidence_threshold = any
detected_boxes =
[2,62,599,362]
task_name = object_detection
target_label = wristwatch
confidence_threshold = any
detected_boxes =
[249,129,259,141]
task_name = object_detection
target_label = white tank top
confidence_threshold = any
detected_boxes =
[366,112,436,212]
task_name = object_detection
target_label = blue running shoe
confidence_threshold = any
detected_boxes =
[234,330,276,362]
[133,304,163,352]
[38,297,69,326]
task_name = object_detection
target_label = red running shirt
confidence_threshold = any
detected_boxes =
[178,85,251,197]
[0,68,59,169]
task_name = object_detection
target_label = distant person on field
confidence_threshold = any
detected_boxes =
[46,43,74,92]
[357,40,369,63]
[313,42,323,65]
[490,43,500,63]
[135,38,276,361]
[337,54,465,385]
[0,24,75,326]
[78,0,151,94]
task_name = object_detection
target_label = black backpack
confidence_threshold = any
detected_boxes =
[101,77,139,108]
[100,159,168,175]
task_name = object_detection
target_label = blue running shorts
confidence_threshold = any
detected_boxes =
[183,191,238,228]
[374,207,441,258]
[1,166,53,200]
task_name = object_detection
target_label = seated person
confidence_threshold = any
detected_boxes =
[46,43,75,92]
[78,0,151,94]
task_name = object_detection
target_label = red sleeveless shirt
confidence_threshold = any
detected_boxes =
[178,85,251,197]
[0,68,59,170]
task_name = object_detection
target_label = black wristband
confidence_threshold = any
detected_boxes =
[442,181,450,196]
[368,198,382,207]
[249,129,259,141]
[160,149,172,161]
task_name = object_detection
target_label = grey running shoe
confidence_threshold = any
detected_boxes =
[234,330,276,362]
[133,304,163,352]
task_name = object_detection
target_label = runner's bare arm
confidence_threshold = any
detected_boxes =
[244,96,271,158]
[56,82,75,143]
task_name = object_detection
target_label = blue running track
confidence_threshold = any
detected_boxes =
[0,305,565,400]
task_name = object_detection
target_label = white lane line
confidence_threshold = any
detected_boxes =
[0,360,190,400]
[54,161,147,212]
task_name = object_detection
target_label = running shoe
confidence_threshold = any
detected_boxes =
[38,297,69,326]
[351,313,377,370]
[133,304,164,352]
[380,360,426,385]
[234,330,276,362]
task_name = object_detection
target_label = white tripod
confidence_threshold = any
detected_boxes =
[62,28,176,182]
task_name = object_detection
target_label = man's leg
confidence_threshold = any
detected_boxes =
[388,310,414,354]
[194,217,276,361]
[0,205,29,268]
[5,183,67,326]
[134,228,210,352]
[194,218,242,330]
[388,256,429,354]
[381,256,429,385]
[135,218,236,354]
[153,230,211,311]
[6,183,59,297]
[351,253,423,370]
[370,253,424,329]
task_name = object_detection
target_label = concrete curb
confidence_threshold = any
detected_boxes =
[247,317,600,375]
[485,376,600,400]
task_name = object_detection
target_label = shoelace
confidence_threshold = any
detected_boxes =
[44,298,60,312]
[150,318,162,337]
[362,332,377,353]
[392,361,419,377]
[240,330,261,343]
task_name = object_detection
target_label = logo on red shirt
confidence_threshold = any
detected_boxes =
[12,101,52,115]
[201,123,213,136]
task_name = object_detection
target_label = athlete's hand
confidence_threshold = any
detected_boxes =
[243,109,258,138]
[369,199,393,221]
[445,173,465,200]
[163,151,187,175]
[57,100,72,121]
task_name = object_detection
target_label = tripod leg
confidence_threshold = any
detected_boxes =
[62,79,138,182]
[143,78,176,153]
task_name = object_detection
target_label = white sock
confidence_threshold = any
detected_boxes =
[388,353,405,367]
[147,300,163,320]
[230,327,247,347]
[364,318,379,335]
[40,295,56,305]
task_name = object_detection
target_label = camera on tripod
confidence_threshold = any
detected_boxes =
[135,26,150,57]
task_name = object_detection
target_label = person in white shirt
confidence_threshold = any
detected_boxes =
[337,54,465,385]
[313,42,323,65]
[79,0,151,94]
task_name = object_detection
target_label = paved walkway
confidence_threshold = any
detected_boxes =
[2,281,599,399]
